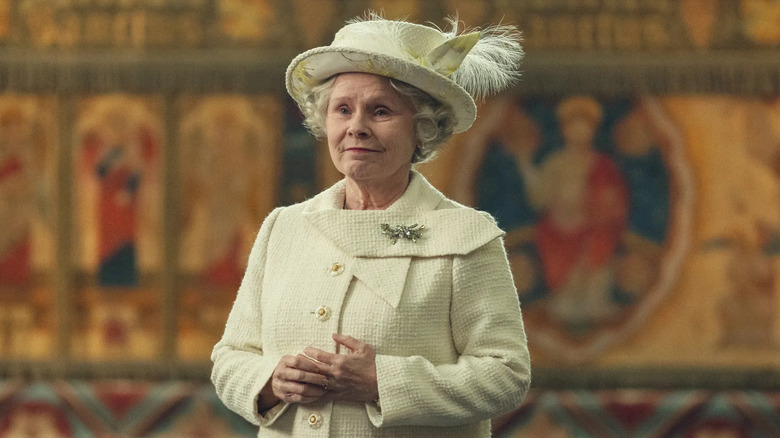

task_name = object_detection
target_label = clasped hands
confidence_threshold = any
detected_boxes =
[258,333,378,411]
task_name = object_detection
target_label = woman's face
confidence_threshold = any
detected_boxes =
[326,73,418,186]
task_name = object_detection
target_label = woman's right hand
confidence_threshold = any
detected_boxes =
[262,354,329,409]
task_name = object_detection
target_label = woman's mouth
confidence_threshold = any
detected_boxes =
[345,147,379,153]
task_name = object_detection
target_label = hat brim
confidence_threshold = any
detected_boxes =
[286,47,477,133]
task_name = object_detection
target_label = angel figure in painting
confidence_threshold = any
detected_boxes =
[79,97,158,288]
[0,98,52,358]
[0,99,48,289]
[76,96,161,361]
[180,97,270,289]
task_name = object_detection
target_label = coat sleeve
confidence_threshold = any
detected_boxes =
[211,207,289,426]
[367,236,531,427]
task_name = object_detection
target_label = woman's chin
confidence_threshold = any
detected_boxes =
[341,163,381,181]
[343,165,412,186]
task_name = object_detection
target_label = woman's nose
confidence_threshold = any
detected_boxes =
[347,113,371,138]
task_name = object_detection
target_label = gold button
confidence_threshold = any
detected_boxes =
[314,306,331,321]
[308,412,322,428]
[329,262,344,276]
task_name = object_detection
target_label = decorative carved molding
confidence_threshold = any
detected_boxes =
[0,0,777,94]
[4,0,778,51]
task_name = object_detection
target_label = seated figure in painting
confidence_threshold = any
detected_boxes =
[515,96,629,327]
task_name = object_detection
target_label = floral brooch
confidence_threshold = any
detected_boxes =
[380,223,425,244]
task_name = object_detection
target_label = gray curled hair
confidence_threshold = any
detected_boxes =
[299,75,456,164]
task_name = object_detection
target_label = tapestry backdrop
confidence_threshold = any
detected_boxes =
[0,0,779,436]
[426,95,780,369]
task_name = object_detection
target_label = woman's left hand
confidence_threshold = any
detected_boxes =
[301,333,379,403]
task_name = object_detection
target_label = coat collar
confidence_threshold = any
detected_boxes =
[302,171,504,258]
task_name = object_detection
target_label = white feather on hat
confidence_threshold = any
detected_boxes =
[285,13,523,133]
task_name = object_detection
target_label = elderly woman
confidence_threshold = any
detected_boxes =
[212,13,531,437]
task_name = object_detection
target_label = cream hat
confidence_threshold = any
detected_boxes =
[285,14,524,133]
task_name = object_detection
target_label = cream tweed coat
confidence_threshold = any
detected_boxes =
[211,171,531,437]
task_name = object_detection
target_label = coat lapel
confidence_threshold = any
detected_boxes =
[300,171,504,309]
[302,171,505,258]
[351,257,411,308]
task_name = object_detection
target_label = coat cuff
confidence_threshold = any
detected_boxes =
[365,398,382,427]
[257,399,290,426]
[247,354,289,426]
[366,353,408,427]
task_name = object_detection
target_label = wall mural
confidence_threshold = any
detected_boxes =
[73,94,163,361]
[687,97,780,350]
[0,95,55,359]
[179,96,278,288]
[652,97,780,367]
[443,95,780,368]
[451,96,693,363]
[177,95,280,360]
[0,0,776,379]
[0,91,770,368]
[76,95,161,288]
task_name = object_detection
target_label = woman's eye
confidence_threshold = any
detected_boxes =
[337,107,350,115]
[375,108,389,116]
